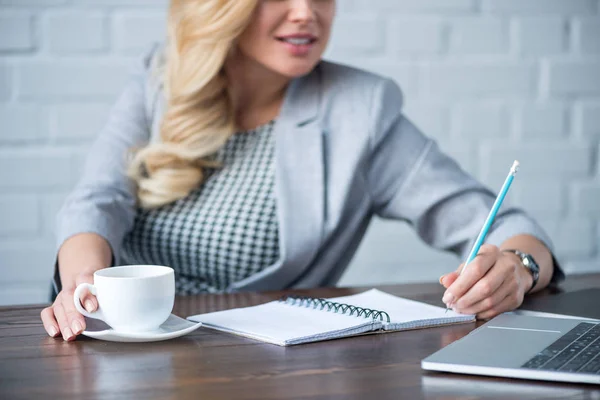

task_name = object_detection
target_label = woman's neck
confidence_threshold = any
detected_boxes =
[225,53,290,131]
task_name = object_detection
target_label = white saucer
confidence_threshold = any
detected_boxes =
[82,314,202,343]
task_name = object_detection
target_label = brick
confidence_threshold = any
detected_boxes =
[0,12,34,51]
[0,282,50,305]
[575,102,600,137]
[0,195,38,236]
[482,0,595,14]
[49,103,110,141]
[515,104,567,139]
[73,0,166,5]
[404,102,450,139]
[453,103,507,138]
[598,143,600,177]
[449,18,508,54]
[335,0,354,13]
[0,64,11,101]
[113,11,166,53]
[515,17,566,54]
[329,16,385,55]
[353,0,476,13]
[547,61,600,95]
[575,18,600,53]
[0,241,55,284]
[426,63,535,98]
[44,11,106,53]
[389,18,444,54]
[574,183,600,216]
[0,105,44,142]
[17,61,130,100]
[0,150,76,189]
[541,218,595,259]
[348,63,418,100]
[0,0,65,5]
[482,142,592,184]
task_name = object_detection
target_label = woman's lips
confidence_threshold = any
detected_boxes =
[277,36,317,57]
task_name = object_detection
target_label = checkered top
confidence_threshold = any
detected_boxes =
[121,121,280,294]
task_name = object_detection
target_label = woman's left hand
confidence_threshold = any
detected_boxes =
[439,244,533,320]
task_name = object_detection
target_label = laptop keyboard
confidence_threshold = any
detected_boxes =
[522,322,600,374]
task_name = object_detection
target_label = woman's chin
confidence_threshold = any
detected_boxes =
[277,61,322,79]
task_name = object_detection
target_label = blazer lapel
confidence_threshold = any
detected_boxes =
[231,66,326,291]
[276,67,325,274]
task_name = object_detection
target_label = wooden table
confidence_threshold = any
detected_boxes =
[1,274,599,400]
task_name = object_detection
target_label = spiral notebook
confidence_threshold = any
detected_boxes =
[187,289,475,346]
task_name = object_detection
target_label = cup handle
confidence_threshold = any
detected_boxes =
[73,283,104,321]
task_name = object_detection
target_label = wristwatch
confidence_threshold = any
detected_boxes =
[502,249,540,293]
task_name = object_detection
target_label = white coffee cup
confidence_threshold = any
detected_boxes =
[73,265,175,332]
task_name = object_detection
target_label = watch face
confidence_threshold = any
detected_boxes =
[524,255,539,272]
[515,252,539,293]
[523,255,540,281]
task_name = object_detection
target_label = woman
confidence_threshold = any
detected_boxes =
[41,0,562,341]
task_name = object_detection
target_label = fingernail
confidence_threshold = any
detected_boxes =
[63,327,73,341]
[442,292,455,306]
[84,300,95,313]
[72,320,83,335]
[439,275,445,285]
[48,326,58,337]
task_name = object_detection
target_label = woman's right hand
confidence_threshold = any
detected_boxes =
[40,271,98,341]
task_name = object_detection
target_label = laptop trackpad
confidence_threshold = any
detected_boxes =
[432,314,580,368]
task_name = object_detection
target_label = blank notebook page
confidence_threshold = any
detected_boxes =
[189,300,381,346]
[328,289,474,330]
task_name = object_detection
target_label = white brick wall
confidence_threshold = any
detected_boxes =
[44,11,107,53]
[0,11,34,51]
[0,0,599,305]
[515,17,567,54]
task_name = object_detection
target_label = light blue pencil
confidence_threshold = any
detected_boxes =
[445,160,520,312]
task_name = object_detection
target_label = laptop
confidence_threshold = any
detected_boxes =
[421,313,600,385]
[519,288,600,321]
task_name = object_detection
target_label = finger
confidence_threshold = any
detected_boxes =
[477,291,521,320]
[452,258,511,310]
[53,303,75,341]
[454,277,513,315]
[478,243,501,256]
[440,263,464,286]
[75,273,97,313]
[81,295,97,313]
[440,272,458,288]
[63,292,87,336]
[440,261,467,288]
[74,285,97,313]
[40,307,60,338]
[443,249,498,306]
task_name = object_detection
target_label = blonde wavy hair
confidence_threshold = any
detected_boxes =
[128,0,258,209]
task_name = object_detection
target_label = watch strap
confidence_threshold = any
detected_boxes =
[502,249,540,294]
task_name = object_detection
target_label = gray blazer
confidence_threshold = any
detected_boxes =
[56,46,562,292]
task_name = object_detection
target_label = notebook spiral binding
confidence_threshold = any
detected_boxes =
[279,295,391,323]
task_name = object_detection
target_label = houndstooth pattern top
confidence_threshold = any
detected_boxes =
[121,121,280,294]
